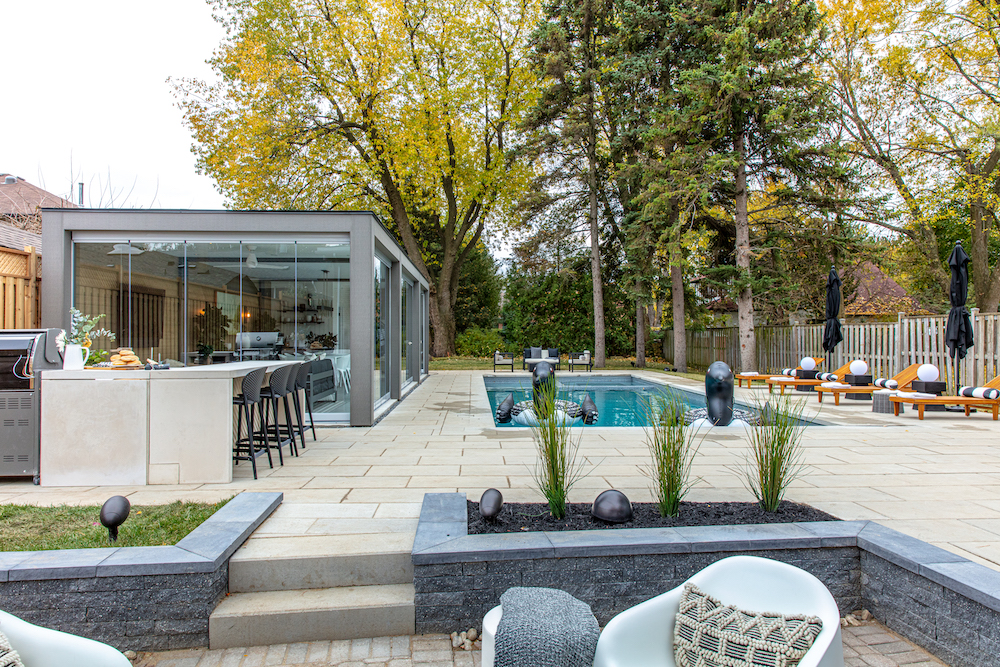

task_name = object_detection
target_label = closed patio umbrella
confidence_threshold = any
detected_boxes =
[945,240,974,393]
[822,265,843,369]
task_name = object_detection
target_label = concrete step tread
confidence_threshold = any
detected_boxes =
[233,533,414,562]
[213,583,415,616]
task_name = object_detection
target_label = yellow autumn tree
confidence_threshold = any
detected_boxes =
[823,0,1000,311]
[173,0,540,355]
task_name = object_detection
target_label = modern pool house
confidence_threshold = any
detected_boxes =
[41,209,430,427]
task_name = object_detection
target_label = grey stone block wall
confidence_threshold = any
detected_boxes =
[0,491,281,652]
[862,551,1000,667]
[0,564,228,651]
[415,547,861,633]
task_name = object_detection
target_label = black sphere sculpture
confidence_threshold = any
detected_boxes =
[705,361,735,426]
[532,361,556,417]
[479,488,504,520]
[100,495,131,543]
[592,489,633,523]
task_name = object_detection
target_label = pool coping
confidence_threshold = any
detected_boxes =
[0,491,282,581]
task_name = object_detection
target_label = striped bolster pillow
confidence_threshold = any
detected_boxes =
[780,368,796,376]
[816,372,839,381]
[959,386,1000,400]
[874,378,898,389]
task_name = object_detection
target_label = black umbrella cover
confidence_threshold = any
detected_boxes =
[823,266,843,353]
[945,241,974,359]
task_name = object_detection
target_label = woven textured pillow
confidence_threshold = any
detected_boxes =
[0,629,24,667]
[674,584,823,667]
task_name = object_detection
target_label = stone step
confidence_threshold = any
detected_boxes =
[209,583,416,649]
[229,534,414,593]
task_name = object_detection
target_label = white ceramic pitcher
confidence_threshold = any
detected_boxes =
[63,344,90,371]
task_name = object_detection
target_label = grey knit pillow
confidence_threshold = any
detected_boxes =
[0,629,24,667]
[674,584,823,667]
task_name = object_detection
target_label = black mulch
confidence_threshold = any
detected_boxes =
[467,499,839,534]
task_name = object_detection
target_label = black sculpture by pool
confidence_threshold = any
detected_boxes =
[705,361,735,426]
[100,495,131,543]
[499,361,599,426]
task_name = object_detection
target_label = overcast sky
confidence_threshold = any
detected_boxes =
[2,0,226,209]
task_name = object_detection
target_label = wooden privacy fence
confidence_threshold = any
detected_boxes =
[663,310,1000,392]
[0,246,40,329]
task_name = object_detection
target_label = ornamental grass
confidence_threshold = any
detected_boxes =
[640,392,703,517]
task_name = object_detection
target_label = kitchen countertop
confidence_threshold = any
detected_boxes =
[40,359,300,381]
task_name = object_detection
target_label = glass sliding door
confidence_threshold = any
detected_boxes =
[130,242,185,364]
[238,243,295,360]
[298,243,351,419]
[185,242,242,364]
[72,242,128,358]
[403,278,415,385]
[374,255,390,404]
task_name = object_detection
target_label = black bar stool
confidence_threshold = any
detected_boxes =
[284,361,307,453]
[294,361,317,441]
[233,367,272,479]
[259,364,297,462]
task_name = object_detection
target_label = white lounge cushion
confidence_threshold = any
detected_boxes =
[820,382,850,388]
[894,391,936,399]
[740,372,759,376]
[773,377,797,382]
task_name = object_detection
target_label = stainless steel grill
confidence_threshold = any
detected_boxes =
[0,328,63,483]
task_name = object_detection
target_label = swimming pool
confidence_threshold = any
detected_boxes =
[485,375,704,427]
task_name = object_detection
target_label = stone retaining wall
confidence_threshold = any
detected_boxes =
[413,493,1000,667]
[0,491,280,652]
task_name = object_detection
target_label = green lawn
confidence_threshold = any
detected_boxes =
[429,355,707,383]
[0,498,232,551]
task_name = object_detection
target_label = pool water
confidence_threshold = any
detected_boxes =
[485,375,701,428]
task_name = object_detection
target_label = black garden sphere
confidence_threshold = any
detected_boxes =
[592,490,633,523]
[100,495,131,543]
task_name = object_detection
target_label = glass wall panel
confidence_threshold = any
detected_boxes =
[238,243,295,359]
[185,242,242,364]
[297,243,351,418]
[401,280,408,385]
[374,256,390,403]
[72,242,127,360]
[130,242,186,363]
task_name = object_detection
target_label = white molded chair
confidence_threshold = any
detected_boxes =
[332,353,351,394]
[482,555,843,667]
[0,609,132,667]
[593,555,844,667]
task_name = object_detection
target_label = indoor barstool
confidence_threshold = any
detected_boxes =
[259,364,297,463]
[293,361,317,442]
[233,367,272,479]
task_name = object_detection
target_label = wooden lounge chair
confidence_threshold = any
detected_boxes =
[765,362,851,395]
[814,363,920,405]
[890,376,1000,420]
[736,357,825,388]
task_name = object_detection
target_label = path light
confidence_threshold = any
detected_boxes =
[917,364,940,383]
[800,357,816,371]
[479,489,503,520]
[100,495,131,543]
[849,360,868,376]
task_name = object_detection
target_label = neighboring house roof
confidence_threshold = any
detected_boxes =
[0,225,41,254]
[0,174,76,217]
[845,261,926,316]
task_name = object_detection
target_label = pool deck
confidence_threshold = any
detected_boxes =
[2,369,999,571]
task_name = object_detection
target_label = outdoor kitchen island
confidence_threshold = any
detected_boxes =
[38,360,298,486]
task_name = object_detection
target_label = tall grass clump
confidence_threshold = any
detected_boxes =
[740,397,808,512]
[640,392,702,517]
[529,379,586,519]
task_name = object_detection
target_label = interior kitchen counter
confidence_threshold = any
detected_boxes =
[39,361,300,487]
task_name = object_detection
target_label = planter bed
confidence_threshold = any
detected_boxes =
[467,499,838,534]
[0,491,281,652]
[415,492,1000,667]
